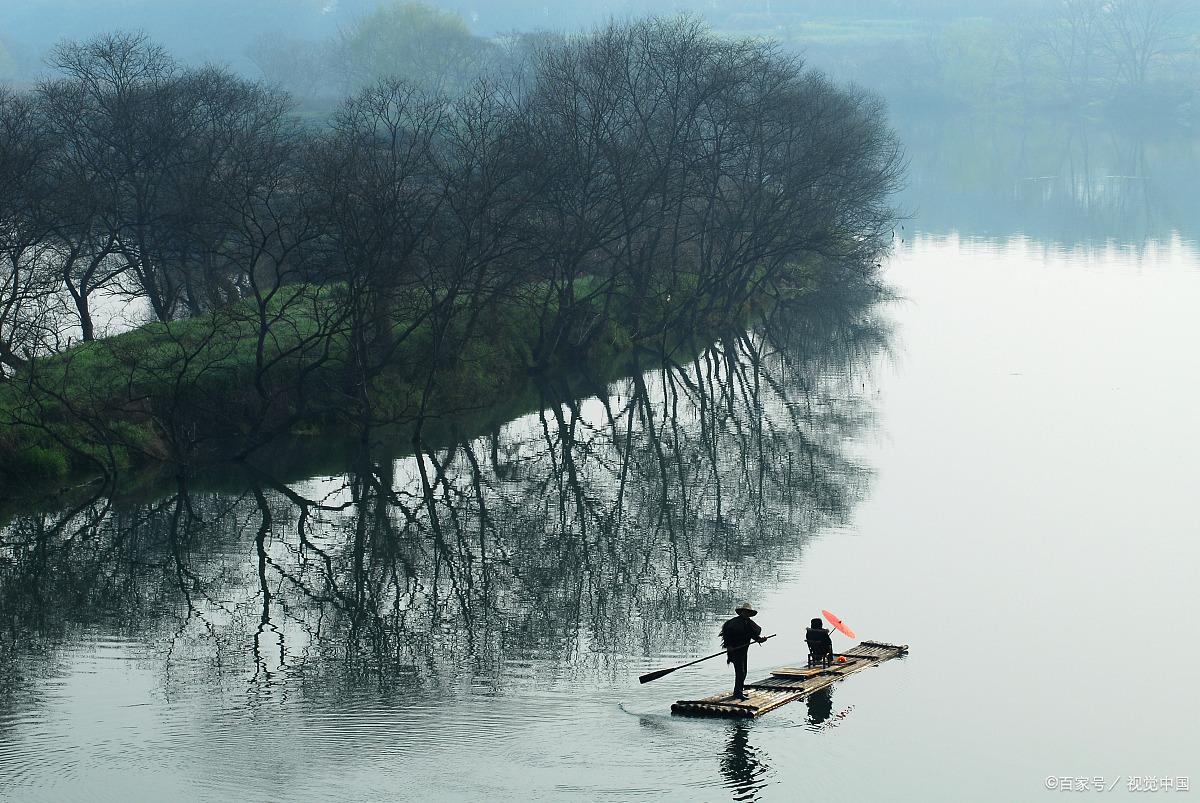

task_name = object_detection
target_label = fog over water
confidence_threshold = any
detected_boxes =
[3,2,1199,801]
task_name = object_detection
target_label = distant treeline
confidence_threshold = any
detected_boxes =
[240,0,1200,118]
[0,18,902,484]
[3,1,1195,118]
[0,1,1040,80]
[737,0,1200,117]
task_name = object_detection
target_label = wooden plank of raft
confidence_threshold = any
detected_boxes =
[672,687,804,718]
[747,692,802,716]
[770,660,871,677]
[858,641,909,653]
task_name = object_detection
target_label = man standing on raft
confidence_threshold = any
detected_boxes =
[721,602,767,700]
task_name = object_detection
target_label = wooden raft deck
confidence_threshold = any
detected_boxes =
[671,640,908,718]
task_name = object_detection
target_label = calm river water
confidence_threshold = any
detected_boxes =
[2,114,1198,801]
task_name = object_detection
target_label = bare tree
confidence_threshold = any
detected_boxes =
[1101,0,1184,91]
[33,86,126,343]
[0,88,61,374]
[1037,0,1107,101]
[308,79,450,426]
[42,33,191,323]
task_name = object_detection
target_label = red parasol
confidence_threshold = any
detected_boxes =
[821,609,856,639]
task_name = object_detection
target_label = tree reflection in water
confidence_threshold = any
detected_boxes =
[0,300,890,699]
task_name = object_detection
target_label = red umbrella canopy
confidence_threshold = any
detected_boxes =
[821,609,856,639]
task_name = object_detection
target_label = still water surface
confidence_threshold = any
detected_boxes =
[2,116,1199,801]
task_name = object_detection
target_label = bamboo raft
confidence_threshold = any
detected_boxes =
[671,640,908,718]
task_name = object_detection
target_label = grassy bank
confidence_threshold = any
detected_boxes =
[0,263,841,491]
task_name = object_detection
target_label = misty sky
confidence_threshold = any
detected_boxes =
[0,1,1029,80]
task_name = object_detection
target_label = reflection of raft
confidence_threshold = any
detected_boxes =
[671,641,908,718]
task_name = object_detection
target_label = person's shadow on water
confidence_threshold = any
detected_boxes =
[806,688,833,727]
[719,720,770,801]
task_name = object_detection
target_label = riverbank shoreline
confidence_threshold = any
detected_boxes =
[0,261,885,496]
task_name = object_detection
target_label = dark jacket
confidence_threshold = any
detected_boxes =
[806,626,833,656]
[721,615,763,662]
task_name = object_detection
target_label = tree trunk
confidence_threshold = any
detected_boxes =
[0,339,28,372]
[65,280,96,341]
[78,301,96,342]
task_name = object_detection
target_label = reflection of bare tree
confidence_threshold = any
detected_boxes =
[0,298,888,696]
[1021,117,1162,242]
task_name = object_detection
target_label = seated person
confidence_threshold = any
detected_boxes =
[805,617,834,667]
